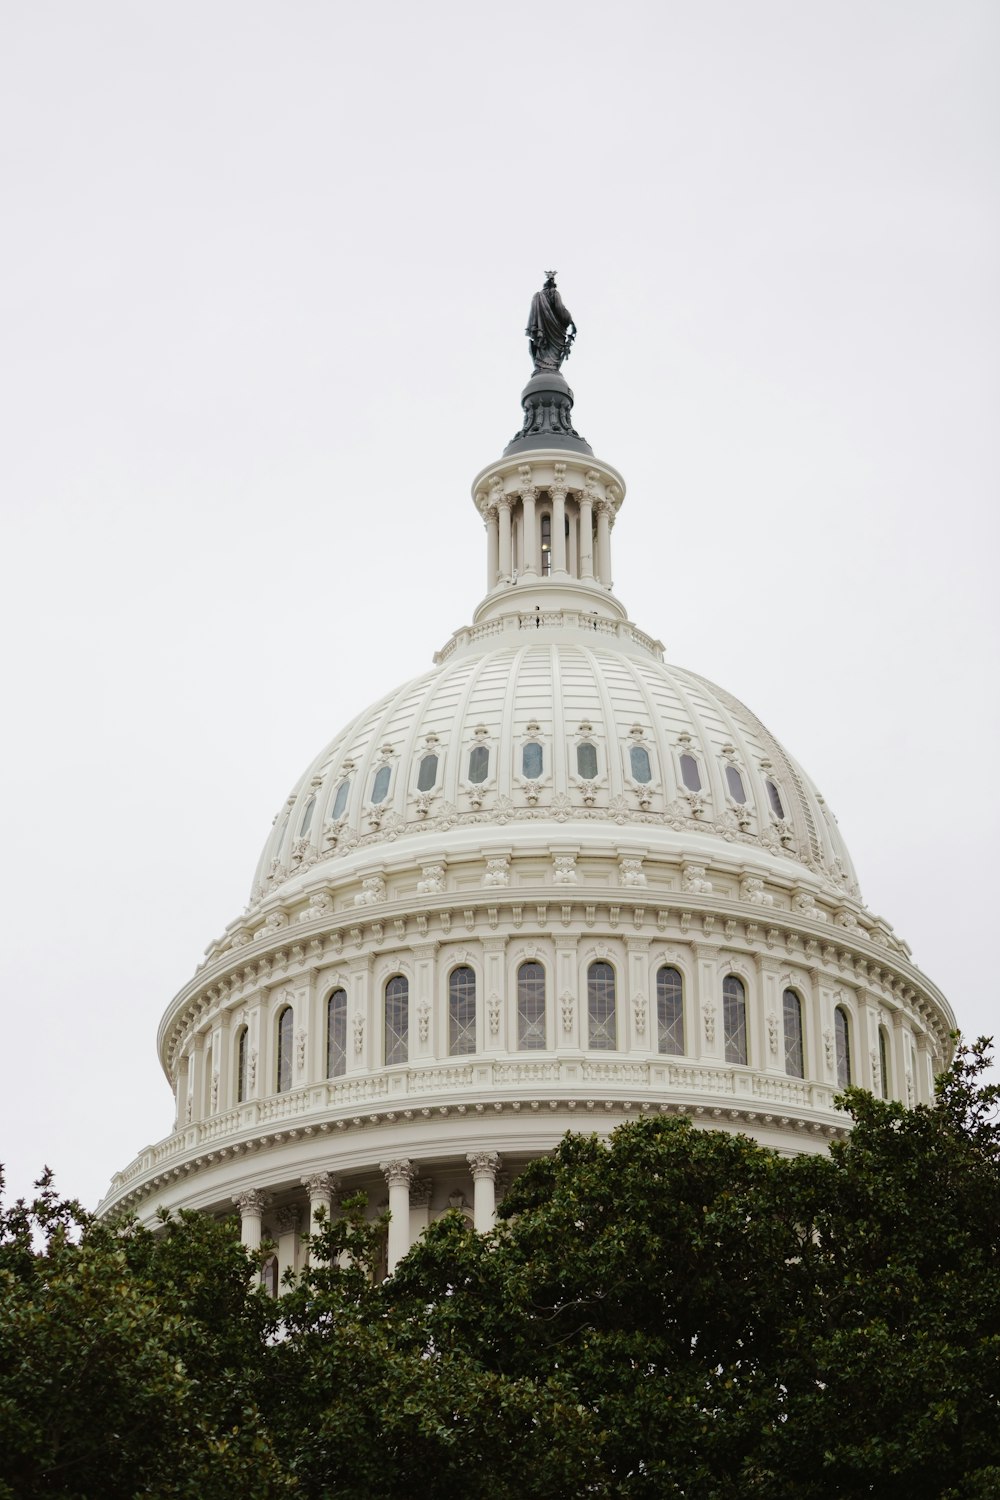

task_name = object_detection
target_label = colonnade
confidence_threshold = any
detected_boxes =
[232,1150,502,1276]
[482,483,614,588]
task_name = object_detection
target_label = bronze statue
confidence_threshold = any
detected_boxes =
[526,271,576,373]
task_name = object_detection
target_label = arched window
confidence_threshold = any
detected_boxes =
[522,741,543,779]
[371,765,392,804]
[783,989,804,1078]
[276,1005,294,1093]
[468,744,489,784]
[417,753,438,793]
[385,976,408,1066]
[834,1005,852,1088]
[236,1025,248,1103]
[331,779,350,820]
[261,1255,279,1298]
[298,796,315,837]
[725,765,747,804]
[878,1026,891,1100]
[766,779,785,819]
[630,744,652,784]
[541,513,552,575]
[679,753,702,792]
[517,961,546,1050]
[577,742,598,779]
[723,976,748,1065]
[587,961,617,1050]
[448,967,476,1056]
[656,966,684,1055]
[327,988,347,1078]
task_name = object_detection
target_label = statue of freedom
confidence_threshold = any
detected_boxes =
[525,272,577,373]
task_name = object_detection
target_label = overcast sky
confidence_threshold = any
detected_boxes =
[1,2,997,1211]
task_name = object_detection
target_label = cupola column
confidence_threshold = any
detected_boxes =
[596,499,612,586]
[485,505,499,589]
[381,1158,415,1271]
[497,497,513,581]
[232,1189,269,1250]
[467,1150,502,1232]
[551,467,568,576]
[519,467,539,577]
[578,491,595,579]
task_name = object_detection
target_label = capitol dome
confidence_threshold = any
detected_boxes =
[103,282,955,1279]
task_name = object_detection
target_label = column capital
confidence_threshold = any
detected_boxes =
[232,1189,269,1215]
[301,1171,339,1198]
[466,1150,502,1182]
[380,1158,415,1189]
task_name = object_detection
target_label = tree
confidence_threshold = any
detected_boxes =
[0,1172,291,1500]
[2,1043,997,1498]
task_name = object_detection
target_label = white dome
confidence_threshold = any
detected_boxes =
[252,636,860,910]
[102,325,954,1268]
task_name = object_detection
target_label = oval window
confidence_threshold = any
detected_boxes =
[331,779,350,820]
[577,742,598,779]
[417,753,438,792]
[725,764,747,804]
[371,765,391,804]
[629,745,652,784]
[468,744,489,784]
[522,741,543,779]
[298,796,315,837]
[766,779,785,819]
[679,753,702,792]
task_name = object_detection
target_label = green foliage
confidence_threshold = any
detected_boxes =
[2,1040,997,1498]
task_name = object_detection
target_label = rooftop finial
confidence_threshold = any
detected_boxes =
[526,271,577,374]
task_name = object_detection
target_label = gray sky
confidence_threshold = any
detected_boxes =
[1,2,997,1211]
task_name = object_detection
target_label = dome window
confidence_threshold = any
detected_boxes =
[656,966,684,1055]
[468,745,489,784]
[331,779,351,820]
[276,1005,294,1094]
[327,988,347,1079]
[723,976,748,1066]
[587,961,617,1050]
[517,961,546,1051]
[299,796,316,837]
[417,753,439,793]
[783,989,804,1079]
[679,753,702,792]
[878,1026,891,1100]
[725,765,747,804]
[577,741,598,779]
[384,976,408,1066]
[834,1005,852,1088]
[540,513,552,576]
[371,765,392,805]
[629,745,652,784]
[448,966,477,1056]
[766,779,785,819]
[235,1026,248,1104]
[522,741,543,779]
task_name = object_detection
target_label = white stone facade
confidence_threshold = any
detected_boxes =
[102,427,955,1275]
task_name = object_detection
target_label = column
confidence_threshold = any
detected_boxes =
[413,943,438,1059]
[891,1012,910,1105]
[232,1189,269,1250]
[596,500,612,586]
[189,1034,207,1122]
[625,938,650,1054]
[214,1014,232,1112]
[578,493,594,579]
[520,486,538,576]
[498,498,513,580]
[467,1151,502,1232]
[301,1171,338,1260]
[380,1158,414,1272]
[551,482,567,576]
[482,936,507,1054]
[485,506,499,588]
